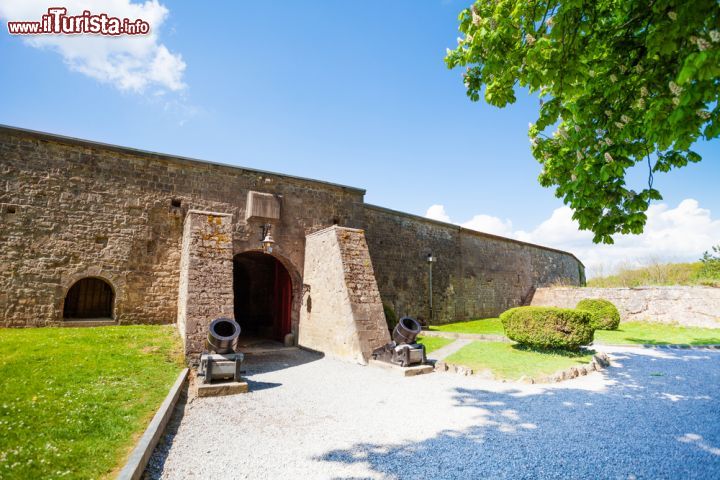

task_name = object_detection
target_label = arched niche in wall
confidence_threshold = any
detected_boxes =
[63,277,115,320]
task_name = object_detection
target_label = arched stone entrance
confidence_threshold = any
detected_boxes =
[233,251,292,343]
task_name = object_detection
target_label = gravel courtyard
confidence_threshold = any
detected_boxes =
[146,346,720,479]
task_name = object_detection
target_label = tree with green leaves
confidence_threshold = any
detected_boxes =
[700,244,720,279]
[445,1,720,243]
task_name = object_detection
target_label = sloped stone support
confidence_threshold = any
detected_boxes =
[299,226,390,364]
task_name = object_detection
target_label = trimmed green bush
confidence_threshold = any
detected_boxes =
[576,298,621,330]
[500,306,594,350]
[383,303,398,331]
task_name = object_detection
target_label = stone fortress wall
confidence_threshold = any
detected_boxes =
[0,125,584,343]
[362,204,584,324]
[0,125,363,337]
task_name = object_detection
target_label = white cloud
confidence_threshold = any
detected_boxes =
[0,0,186,93]
[425,204,451,223]
[425,199,720,278]
[461,214,514,237]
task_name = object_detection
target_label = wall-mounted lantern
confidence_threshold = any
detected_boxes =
[261,223,275,253]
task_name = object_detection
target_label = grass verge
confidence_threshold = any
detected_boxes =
[429,318,504,335]
[428,317,720,347]
[444,342,594,380]
[594,322,720,345]
[416,336,454,354]
[0,325,184,479]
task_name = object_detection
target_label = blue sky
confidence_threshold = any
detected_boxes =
[1,1,718,275]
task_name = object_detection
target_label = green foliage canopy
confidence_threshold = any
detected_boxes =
[700,244,720,278]
[576,298,621,330]
[446,1,720,243]
[500,306,594,350]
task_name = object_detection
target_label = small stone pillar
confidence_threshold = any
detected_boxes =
[176,210,234,359]
[299,226,390,364]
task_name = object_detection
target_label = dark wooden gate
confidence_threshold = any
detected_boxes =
[63,278,114,319]
[274,261,292,341]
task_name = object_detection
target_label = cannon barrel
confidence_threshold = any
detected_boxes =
[392,316,422,345]
[206,317,241,354]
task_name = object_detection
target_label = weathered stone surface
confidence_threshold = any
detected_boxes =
[245,191,280,222]
[362,205,584,324]
[368,359,433,376]
[177,211,234,358]
[196,380,249,398]
[298,226,390,364]
[0,126,363,330]
[532,287,720,328]
[0,125,584,338]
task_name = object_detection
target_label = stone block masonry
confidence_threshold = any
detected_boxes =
[532,286,720,328]
[362,205,584,324]
[177,211,235,358]
[0,124,585,348]
[299,226,390,363]
[0,125,363,330]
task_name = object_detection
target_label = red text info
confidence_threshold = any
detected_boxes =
[7,8,151,36]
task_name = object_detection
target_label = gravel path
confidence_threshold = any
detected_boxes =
[427,339,472,361]
[146,346,720,479]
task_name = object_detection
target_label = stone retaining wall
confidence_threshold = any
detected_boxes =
[531,286,720,328]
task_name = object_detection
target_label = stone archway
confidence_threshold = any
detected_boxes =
[233,251,293,343]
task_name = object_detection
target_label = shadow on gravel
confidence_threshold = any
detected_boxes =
[624,337,720,346]
[143,385,189,480]
[317,348,720,479]
[144,348,324,478]
[242,348,325,375]
[244,379,282,392]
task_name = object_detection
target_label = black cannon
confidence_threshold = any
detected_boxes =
[198,317,244,384]
[206,317,241,353]
[372,316,427,367]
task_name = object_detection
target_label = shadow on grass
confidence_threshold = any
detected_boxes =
[510,344,596,357]
[610,337,720,346]
[315,348,720,479]
[689,337,720,346]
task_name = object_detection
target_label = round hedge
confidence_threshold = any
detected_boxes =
[500,306,594,350]
[576,298,620,330]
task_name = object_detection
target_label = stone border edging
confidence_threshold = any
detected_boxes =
[433,352,611,384]
[525,352,611,384]
[595,343,720,350]
[117,368,189,480]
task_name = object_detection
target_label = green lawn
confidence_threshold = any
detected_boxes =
[445,342,594,380]
[594,322,720,345]
[416,336,454,354]
[429,318,504,335]
[0,325,184,479]
[428,317,720,346]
